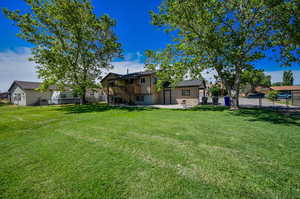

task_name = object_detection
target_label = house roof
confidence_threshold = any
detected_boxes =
[101,71,205,88]
[8,81,56,92]
[100,73,123,83]
[175,80,205,88]
[120,70,156,79]
[270,86,300,91]
[0,92,9,98]
[101,71,156,82]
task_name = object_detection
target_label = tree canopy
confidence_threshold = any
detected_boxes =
[267,0,300,65]
[3,0,122,104]
[145,0,297,108]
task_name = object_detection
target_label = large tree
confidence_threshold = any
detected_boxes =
[3,0,122,104]
[145,0,290,109]
[283,70,294,86]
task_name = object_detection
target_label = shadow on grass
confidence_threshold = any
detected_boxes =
[56,103,156,114]
[230,108,300,126]
[56,104,300,127]
[175,105,300,127]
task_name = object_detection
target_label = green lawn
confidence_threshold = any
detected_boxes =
[0,104,299,199]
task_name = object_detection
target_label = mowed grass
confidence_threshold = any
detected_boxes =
[0,104,299,199]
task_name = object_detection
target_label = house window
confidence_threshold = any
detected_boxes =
[136,95,144,102]
[128,79,134,84]
[140,77,146,84]
[14,93,21,101]
[61,93,67,98]
[182,89,191,96]
[108,82,115,87]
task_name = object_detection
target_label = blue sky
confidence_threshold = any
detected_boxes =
[0,0,299,91]
[0,0,171,59]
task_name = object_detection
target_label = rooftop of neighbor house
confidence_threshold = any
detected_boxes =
[8,81,57,92]
[0,92,9,97]
[0,91,9,95]
[270,86,300,91]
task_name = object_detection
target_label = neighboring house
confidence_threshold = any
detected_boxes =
[50,90,80,105]
[255,86,271,94]
[8,81,105,106]
[0,92,9,100]
[101,71,206,106]
[8,81,54,106]
[86,88,107,103]
[270,86,300,93]
[270,86,300,106]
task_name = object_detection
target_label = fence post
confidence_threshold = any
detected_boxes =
[259,97,262,108]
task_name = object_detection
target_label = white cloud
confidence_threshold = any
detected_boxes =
[0,47,39,92]
[0,47,145,91]
[110,60,145,75]
[265,70,300,84]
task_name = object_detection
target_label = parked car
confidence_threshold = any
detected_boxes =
[247,93,265,98]
[277,93,292,99]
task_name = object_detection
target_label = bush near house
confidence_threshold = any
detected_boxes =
[0,104,299,199]
[268,90,278,101]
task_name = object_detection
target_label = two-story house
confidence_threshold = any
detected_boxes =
[101,70,206,106]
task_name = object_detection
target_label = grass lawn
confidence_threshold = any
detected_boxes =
[0,104,299,199]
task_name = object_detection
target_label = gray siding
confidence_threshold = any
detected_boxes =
[25,90,52,106]
[10,84,52,106]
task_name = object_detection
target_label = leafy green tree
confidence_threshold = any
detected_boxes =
[3,0,122,104]
[283,70,294,86]
[209,85,221,97]
[241,68,271,94]
[146,0,290,109]
[268,90,278,105]
[266,0,300,65]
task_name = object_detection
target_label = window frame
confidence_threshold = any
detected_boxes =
[136,95,145,102]
[181,89,191,97]
[128,79,134,84]
[140,77,146,84]
[152,77,157,84]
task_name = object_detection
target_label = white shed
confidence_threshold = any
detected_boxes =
[8,81,53,106]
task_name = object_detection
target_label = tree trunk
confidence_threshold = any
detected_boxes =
[250,84,255,93]
[231,89,239,110]
[80,94,87,105]
[80,87,87,105]
[231,66,242,110]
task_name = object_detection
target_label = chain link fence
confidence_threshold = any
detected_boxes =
[292,91,300,106]
[209,96,299,109]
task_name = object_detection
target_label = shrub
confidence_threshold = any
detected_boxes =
[210,85,221,96]
[268,90,278,101]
